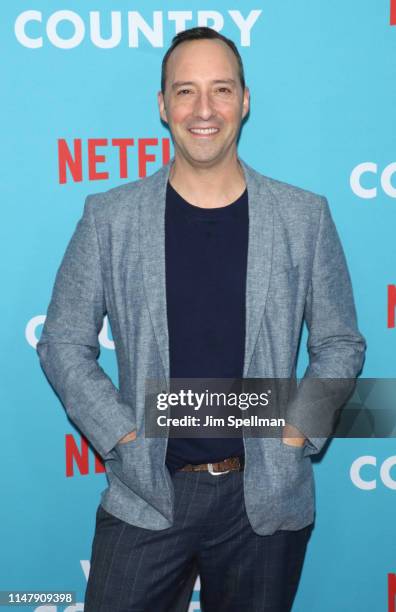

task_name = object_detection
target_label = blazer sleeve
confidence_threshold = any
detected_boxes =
[36,195,136,459]
[285,196,366,457]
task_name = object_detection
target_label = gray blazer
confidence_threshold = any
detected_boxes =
[37,158,366,535]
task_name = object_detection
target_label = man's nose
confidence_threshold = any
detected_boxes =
[193,91,216,120]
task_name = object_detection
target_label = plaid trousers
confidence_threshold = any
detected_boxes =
[84,469,312,612]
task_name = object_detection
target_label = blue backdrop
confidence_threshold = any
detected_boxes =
[2,1,396,610]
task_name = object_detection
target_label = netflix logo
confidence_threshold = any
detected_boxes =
[58,137,172,184]
[392,0,396,25]
[65,433,105,477]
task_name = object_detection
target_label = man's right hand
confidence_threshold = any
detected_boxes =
[118,430,137,444]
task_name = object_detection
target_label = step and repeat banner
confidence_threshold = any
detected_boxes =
[2,1,396,610]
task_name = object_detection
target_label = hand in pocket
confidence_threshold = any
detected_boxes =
[118,430,137,444]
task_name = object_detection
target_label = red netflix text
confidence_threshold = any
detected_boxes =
[65,433,105,477]
[389,573,396,612]
[58,137,171,184]
[388,285,396,328]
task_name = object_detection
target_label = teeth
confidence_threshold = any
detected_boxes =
[189,128,219,134]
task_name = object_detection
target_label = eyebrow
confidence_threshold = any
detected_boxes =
[171,79,237,90]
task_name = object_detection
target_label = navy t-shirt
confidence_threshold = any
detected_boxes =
[164,180,248,473]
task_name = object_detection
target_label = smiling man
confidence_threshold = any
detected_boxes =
[37,26,366,612]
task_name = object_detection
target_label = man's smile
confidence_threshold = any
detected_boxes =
[188,127,220,136]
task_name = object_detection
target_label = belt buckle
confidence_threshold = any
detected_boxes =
[207,462,230,476]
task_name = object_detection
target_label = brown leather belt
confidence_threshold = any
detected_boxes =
[178,455,244,474]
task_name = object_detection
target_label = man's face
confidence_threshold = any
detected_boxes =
[158,38,249,168]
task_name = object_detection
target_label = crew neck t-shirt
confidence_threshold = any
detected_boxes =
[164,180,248,473]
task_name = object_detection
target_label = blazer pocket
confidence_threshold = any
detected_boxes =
[116,439,138,450]
[280,438,305,458]
[114,437,140,460]
[110,437,143,490]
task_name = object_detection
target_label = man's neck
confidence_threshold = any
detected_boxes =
[168,154,246,209]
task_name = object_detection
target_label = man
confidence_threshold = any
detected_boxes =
[37,27,366,611]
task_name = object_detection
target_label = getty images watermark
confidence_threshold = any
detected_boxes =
[155,386,281,431]
[144,378,396,439]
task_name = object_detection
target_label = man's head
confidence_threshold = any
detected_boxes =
[158,27,249,169]
[160,27,246,94]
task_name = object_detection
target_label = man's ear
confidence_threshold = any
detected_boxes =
[158,91,168,124]
[242,86,250,120]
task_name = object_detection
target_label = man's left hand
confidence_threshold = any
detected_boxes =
[282,423,306,447]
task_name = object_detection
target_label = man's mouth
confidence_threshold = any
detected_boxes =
[188,127,219,135]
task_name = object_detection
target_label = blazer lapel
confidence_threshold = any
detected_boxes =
[138,157,275,381]
[239,159,275,376]
[139,161,172,380]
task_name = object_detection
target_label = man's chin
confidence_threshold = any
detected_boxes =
[182,149,228,168]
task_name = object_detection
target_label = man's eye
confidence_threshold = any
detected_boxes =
[217,87,232,94]
[177,89,192,95]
